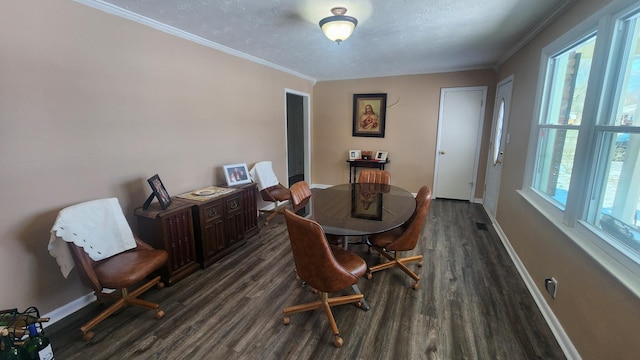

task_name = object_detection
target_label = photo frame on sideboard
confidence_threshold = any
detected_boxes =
[348,150,361,160]
[223,163,252,186]
[375,151,389,161]
[143,174,172,210]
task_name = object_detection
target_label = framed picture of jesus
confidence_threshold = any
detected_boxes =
[353,93,387,138]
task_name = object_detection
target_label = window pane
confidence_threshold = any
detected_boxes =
[492,99,505,165]
[589,132,640,255]
[612,18,640,126]
[533,128,579,208]
[543,36,596,126]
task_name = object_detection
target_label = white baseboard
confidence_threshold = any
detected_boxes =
[485,206,581,360]
[41,292,96,328]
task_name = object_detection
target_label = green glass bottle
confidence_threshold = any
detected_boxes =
[0,328,28,360]
[22,325,53,360]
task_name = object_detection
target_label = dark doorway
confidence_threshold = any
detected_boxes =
[286,92,305,186]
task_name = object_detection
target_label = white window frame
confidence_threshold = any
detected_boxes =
[519,0,640,298]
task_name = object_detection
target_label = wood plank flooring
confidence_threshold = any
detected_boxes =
[45,199,565,359]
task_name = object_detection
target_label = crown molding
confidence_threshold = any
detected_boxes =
[73,0,316,83]
[498,0,576,65]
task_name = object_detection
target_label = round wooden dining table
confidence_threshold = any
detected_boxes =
[303,183,416,311]
[309,183,416,236]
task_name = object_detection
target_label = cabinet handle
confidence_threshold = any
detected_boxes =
[208,209,217,217]
[230,201,239,209]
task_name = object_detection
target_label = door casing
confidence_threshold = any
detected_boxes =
[484,76,514,219]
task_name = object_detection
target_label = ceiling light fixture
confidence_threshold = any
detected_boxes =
[319,7,358,44]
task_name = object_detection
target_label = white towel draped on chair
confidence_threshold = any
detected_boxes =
[250,161,280,191]
[48,197,136,278]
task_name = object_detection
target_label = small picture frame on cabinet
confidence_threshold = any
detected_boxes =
[223,163,252,186]
[145,174,172,210]
[375,151,388,161]
[349,150,361,160]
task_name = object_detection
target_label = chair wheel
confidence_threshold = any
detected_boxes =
[334,335,344,348]
[283,317,290,325]
[366,273,372,280]
[156,282,165,289]
[418,261,423,267]
[355,301,362,308]
[82,331,94,341]
[155,310,165,319]
[412,282,420,290]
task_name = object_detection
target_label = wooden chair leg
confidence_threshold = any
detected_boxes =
[367,250,424,288]
[262,201,284,225]
[283,291,363,348]
[79,276,164,341]
[80,298,126,337]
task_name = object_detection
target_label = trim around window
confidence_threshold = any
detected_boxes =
[521,0,640,298]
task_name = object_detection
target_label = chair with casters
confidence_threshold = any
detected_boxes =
[48,198,168,341]
[357,169,391,185]
[289,180,312,213]
[250,161,291,226]
[366,186,432,289]
[282,209,367,348]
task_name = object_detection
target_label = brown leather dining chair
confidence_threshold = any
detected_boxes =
[357,169,391,185]
[250,161,291,226]
[366,186,432,289]
[289,180,312,212]
[282,209,368,348]
[68,236,168,340]
[259,184,291,225]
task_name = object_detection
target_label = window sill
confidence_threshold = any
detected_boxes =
[517,188,640,299]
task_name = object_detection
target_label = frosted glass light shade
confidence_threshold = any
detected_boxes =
[320,19,357,42]
[319,7,358,43]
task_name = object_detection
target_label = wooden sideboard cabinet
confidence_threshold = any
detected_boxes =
[239,183,259,238]
[134,199,200,286]
[184,183,259,268]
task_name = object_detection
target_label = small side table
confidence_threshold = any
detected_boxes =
[346,159,390,183]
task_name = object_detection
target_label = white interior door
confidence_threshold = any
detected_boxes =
[434,87,487,200]
[484,76,513,219]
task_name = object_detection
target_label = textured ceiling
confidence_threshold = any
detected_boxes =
[82,0,574,81]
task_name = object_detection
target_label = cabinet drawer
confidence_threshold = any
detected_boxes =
[203,202,224,222]
[226,196,243,213]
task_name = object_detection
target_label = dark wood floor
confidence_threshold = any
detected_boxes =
[45,199,565,359]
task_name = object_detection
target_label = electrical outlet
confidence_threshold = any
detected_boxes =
[544,277,558,298]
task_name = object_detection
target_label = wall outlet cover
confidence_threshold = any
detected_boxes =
[545,277,558,298]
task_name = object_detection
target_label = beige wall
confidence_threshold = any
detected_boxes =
[0,0,312,314]
[3,0,638,358]
[312,70,497,195]
[496,0,640,358]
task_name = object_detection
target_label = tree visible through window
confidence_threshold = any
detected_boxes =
[533,36,596,209]
[529,8,640,265]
